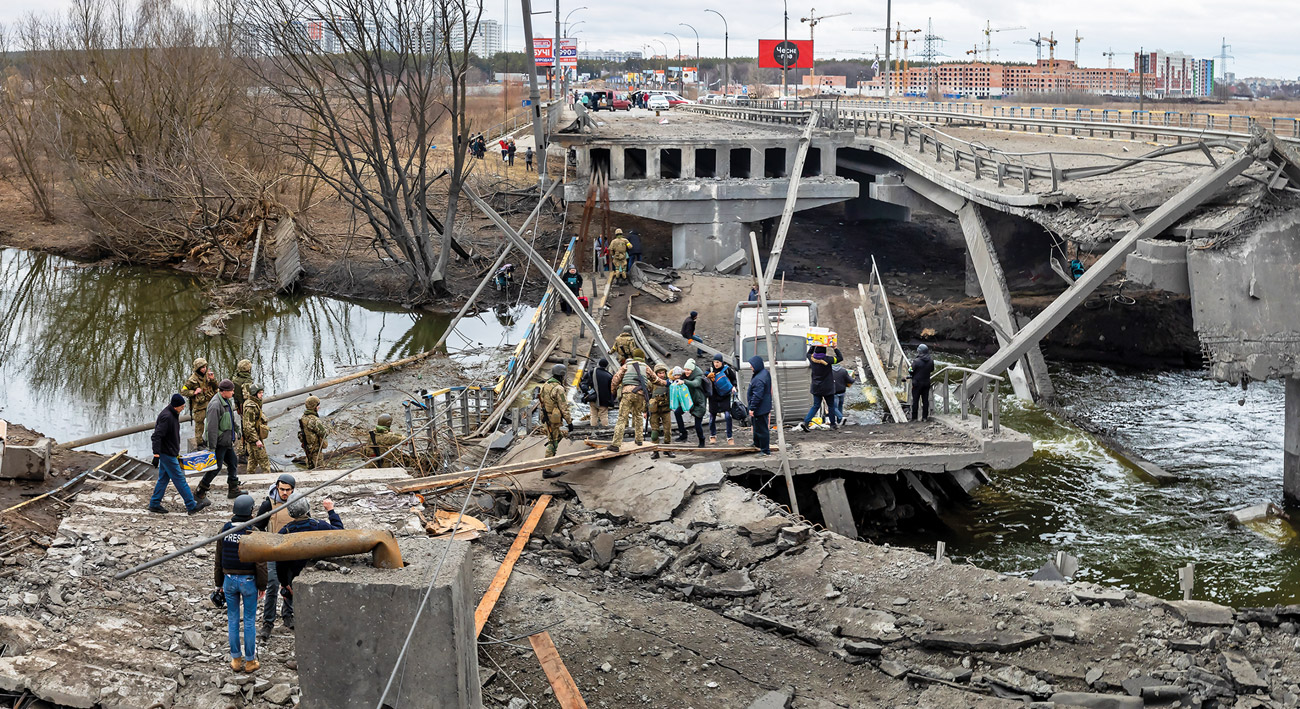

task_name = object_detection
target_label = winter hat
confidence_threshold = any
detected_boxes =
[671,367,684,378]
[169,393,186,408]
[684,358,697,372]
[218,379,235,392]
[237,359,253,373]
[712,353,724,363]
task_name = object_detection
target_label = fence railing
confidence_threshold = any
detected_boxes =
[863,256,910,393]
[932,366,1004,434]
[492,235,578,399]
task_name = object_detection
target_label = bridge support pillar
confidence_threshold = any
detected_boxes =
[611,147,625,180]
[958,201,1053,404]
[672,221,752,274]
[1287,376,1300,506]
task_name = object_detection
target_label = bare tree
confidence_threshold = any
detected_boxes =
[0,26,56,222]
[241,0,484,298]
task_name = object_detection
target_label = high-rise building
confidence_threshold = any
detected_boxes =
[579,50,644,62]
[449,19,501,57]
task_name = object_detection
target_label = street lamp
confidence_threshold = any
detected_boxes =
[567,20,585,35]
[705,9,728,97]
[563,6,586,36]
[652,39,668,87]
[783,0,789,98]
[665,32,682,92]
[679,22,700,88]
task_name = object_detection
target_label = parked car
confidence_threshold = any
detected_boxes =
[663,93,692,107]
[647,94,671,110]
[610,95,631,110]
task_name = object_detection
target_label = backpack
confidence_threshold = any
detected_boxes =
[709,366,734,397]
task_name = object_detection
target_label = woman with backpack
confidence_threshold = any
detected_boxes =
[705,354,738,445]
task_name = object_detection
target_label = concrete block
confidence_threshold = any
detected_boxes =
[1125,252,1190,294]
[1136,238,1188,261]
[0,437,51,481]
[295,538,480,709]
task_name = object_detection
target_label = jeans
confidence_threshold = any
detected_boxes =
[262,561,281,624]
[802,394,840,426]
[150,455,196,511]
[752,413,771,454]
[834,393,846,423]
[709,403,733,439]
[201,445,239,490]
[911,385,931,421]
[674,411,704,443]
[224,574,258,660]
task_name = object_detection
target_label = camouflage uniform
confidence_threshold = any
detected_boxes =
[299,396,329,469]
[231,360,255,455]
[609,234,631,282]
[609,357,659,449]
[612,332,636,362]
[242,386,270,474]
[538,376,571,458]
[647,364,673,443]
[180,358,217,445]
[367,423,404,468]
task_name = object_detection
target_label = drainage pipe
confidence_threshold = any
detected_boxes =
[238,530,404,569]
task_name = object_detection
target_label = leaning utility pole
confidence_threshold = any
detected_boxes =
[520,0,548,192]
[883,0,892,97]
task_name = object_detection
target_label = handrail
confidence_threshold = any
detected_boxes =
[931,365,1004,383]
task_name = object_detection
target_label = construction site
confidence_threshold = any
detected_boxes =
[3,23,1300,709]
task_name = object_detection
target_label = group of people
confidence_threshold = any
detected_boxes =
[467,133,534,171]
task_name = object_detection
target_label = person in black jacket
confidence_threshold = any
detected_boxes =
[681,311,702,356]
[215,494,267,673]
[909,344,935,422]
[705,354,739,445]
[746,356,773,455]
[832,365,856,426]
[585,358,615,426]
[798,345,843,432]
[561,265,583,315]
[275,497,344,630]
[148,393,211,515]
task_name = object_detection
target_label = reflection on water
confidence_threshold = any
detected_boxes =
[928,359,1294,607]
[0,248,532,456]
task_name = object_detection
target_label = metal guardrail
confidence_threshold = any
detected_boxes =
[484,108,533,144]
[492,236,578,399]
[403,385,496,461]
[863,257,910,392]
[931,367,1003,434]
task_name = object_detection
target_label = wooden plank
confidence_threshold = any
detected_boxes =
[629,314,728,360]
[813,477,858,539]
[474,336,561,437]
[270,218,303,292]
[389,447,640,494]
[855,306,908,423]
[580,440,765,454]
[475,494,551,636]
[762,110,820,286]
[528,631,588,709]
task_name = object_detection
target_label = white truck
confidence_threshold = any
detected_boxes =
[734,300,818,422]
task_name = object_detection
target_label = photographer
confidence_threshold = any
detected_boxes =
[214,495,267,673]
[274,497,344,630]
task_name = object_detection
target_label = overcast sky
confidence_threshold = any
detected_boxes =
[2,0,1293,79]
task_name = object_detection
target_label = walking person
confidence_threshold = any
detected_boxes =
[148,394,211,515]
[561,265,583,315]
[180,358,217,446]
[612,325,637,363]
[275,497,344,630]
[299,396,329,469]
[746,356,773,455]
[909,344,935,422]
[648,363,676,460]
[232,359,255,459]
[255,474,298,639]
[832,365,856,426]
[584,358,615,427]
[525,146,534,172]
[681,311,703,357]
[608,349,659,452]
[242,383,270,475]
[507,139,517,167]
[608,229,631,283]
[705,354,738,445]
[215,494,267,673]
[797,345,843,432]
[539,365,574,475]
[676,359,707,447]
[199,380,244,500]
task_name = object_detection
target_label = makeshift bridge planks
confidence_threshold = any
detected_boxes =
[271,218,303,292]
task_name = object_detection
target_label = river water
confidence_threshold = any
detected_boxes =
[0,248,532,458]
[1,247,1295,607]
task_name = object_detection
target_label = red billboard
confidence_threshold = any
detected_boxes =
[533,38,554,67]
[758,39,813,69]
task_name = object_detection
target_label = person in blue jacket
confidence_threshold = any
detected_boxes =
[746,356,773,455]
[274,497,344,630]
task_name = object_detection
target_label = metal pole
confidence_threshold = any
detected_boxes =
[782,0,789,98]
[749,230,799,517]
[520,0,548,192]
[883,0,892,98]
[554,0,561,99]
[706,11,728,98]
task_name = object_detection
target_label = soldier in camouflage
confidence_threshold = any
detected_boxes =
[539,364,573,476]
[647,362,676,460]
[368,414,404,468]
[299,396,329,469]
[609,349,661,452]
[612,326,636,364]
[242,383,270,475]
[180,358,218,446]
[231,359,255,457]
[608,228,631,283]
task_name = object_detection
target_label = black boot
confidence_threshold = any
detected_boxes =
[651,451,661,460]
[195,484,210,500]
[227,482,243,499]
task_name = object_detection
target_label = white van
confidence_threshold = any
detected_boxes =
[734,300,818,421]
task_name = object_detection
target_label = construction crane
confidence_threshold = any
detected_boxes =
[1045,32,1059,62]
[1073,31,1083,65]
[966,45,997,62]
[801,8,851,84]
[1016,36,1045,62]
[1102,47,1115,69]
[980,21,1024,63]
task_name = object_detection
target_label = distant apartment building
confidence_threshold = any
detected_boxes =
[449,19,501,57]
[579,49,643,62]
[1134,50,1199,97]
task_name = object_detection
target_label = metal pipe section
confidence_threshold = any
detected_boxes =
[239,530,404,569]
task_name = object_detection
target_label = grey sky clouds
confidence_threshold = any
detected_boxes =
[2,0,1292,79]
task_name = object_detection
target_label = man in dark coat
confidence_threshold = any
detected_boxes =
[149,393,211,514]
[585,358,616,426]
[798,345,843,431]
[746,356,773,455]
[909,344,935,422]
[274,497,344,630]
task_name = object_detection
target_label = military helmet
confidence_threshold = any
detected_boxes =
[232,494,255,517]
[551,364,567,378]
[654,363,668,373]
[622,325,632,334]
[918,344,930,355]
[632,348,646,360]
[615,228,624,235]
[251,383,265,397]
[237,359,253,373]
[193,357,208,370]
[377,413,393,427]
[305,395,321,410]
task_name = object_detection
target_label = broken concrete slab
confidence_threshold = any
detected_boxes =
[1049,692,1143,709]
[830,608,902,643]
[738,518,788,545]
[842,640,884,657]
[0,436,51,480]
[615,546,672,579]
[534,501,568,538]
[648,522,698,546]
[1220,651,1269,691]
[918,630,1049,653]
[730,610,802,635]
[1070,586,1128,606]
[675,483,781,530]
[696,569,759,598]
[1030,561,1065,582]
[1164,599,1236,626]
[878,660,911,679]
[0,616,46,656]
[562,455,725,524]
[590,533,616,568]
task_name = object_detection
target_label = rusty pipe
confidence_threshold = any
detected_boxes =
[238,530,404,569]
